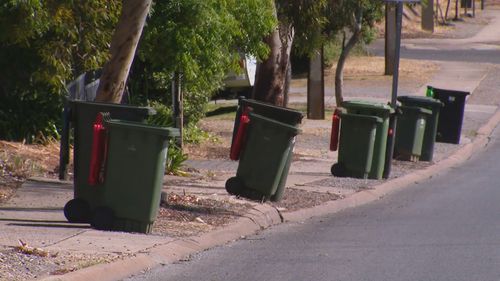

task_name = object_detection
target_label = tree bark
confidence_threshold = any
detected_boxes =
[252,22,294,107]
[335,13,362,107]
[445,0,451,20]
[95,0,152,103]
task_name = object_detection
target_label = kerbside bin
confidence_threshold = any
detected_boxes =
[342,101,394,179]
[226,112,301,202]
[431,87,470,144]
[397,96,443,161]
[63,101,155,224]
[394,106,432,161]
[92,120,179,233]
[231,98,303,144]
[227,98,303,202]
[332,113,381,179]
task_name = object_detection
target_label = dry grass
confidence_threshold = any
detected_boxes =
[152,193,252,237]
[291,56,439,88]
[0,140,61,179]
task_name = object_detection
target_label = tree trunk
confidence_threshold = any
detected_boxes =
[335,13,362,107]
[445,0,451,20]
[94,0,152,103]
[252,22,294,107]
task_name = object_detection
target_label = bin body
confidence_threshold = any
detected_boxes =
[336,113,381,179]
[228,98,303,202]
[70,101,155,211]
[394,106,432,161]
[342,101,394,179]
[232,113,300,201]
[432,87,470,144]
[397,96,442,161]
[100,120,178,233]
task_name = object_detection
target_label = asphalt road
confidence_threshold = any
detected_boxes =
[124,130,500,280]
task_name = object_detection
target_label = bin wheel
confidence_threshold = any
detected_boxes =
[331,163,346,177]
[225,177,244,195]
[64,199,91,223]
[91,207,115,231]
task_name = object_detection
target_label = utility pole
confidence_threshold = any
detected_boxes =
[422,0,435,32]
[307,47,325,119]
[383,0,420,178]
[385,4,397,75]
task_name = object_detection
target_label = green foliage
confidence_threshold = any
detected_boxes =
[322,36,369,67]
[0,1,121,142]
[147,101,218,144]
[147,101,174,127]
[0,86,61,144]
[0,1,120,92]
[130,0,276,125]
[325,0,384,41]
[278,0,330,56]
[166,140,188,176]
[184,123,219,145]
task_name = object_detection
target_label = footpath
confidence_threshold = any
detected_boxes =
[2,7,500,281]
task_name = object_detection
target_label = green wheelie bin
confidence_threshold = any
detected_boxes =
[397,96,443,161]
[226,112,301,202]
[341,101,394,179]
[63,101,155,224]
[91,119,179,233]
[227,98,303,202]
[331,113,381,179]
[394,106,432,162]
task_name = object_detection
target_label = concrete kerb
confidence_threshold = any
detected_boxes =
[37,204,281,281]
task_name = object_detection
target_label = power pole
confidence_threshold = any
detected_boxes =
[422,0,435,32]
[385,4,397,75]
[307,47,325,119]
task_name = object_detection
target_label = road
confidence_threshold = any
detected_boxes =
[124,123,500,281]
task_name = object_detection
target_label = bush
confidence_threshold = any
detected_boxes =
[166,140,188,176]
[0,89,62,144]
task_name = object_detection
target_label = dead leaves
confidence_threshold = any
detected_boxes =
[14,240,55,258]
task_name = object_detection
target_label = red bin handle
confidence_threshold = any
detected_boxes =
[88,113,108,185]
[330,109,341,151]
[230,109,250,161]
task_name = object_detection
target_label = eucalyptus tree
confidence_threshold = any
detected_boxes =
[95,0,276,123]
[327,0,384,106]
[252,0,328,106]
